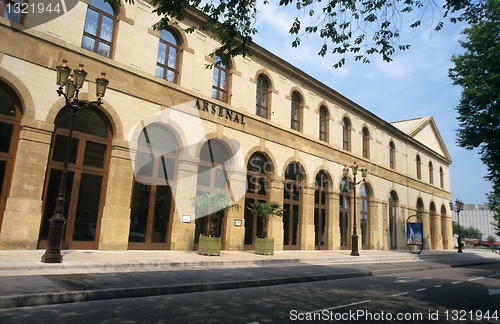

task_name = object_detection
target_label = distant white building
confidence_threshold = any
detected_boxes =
[452,204,498,241]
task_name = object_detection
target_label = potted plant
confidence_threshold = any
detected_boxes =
[192,190,240,256]
[247,199,284,255]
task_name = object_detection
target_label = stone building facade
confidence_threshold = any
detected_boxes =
[0,0,453,252]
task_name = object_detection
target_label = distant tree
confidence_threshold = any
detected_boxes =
[449,0,500,210]
[108,0,488,68]
[487,235,497,243]
[453,221,483,240]
[489,193,500,237]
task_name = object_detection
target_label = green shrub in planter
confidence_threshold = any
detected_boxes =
[192,190,240,256]
[247,199,284,255]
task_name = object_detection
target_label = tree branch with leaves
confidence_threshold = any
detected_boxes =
[108,0,487,67]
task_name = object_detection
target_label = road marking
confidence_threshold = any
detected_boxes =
[435,285,442,287]
[388,291,410,297]
[489,289,500,296]
[395,276,431,283]
[488,273,500,278]
[452,281,463,285]
[416,288,427,292]
[469,277,485,281]
[305,300,371,314]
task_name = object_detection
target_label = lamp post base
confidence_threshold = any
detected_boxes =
[351,233,360,256]
[41,215,66,263]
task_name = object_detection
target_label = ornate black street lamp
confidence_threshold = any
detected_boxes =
[41,60,108,263]
[343,162,367,256]
[449,199,464,253]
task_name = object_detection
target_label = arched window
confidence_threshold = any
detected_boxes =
[194,140,231,247]
[256,75,269,118]
[314,171,329,249]
[439,167,444,189]
[429,161,434,184]
[362,127,370,159]
[283,162,302,249]
[39,107,112,250]
[319,106,328,142]
[156,29,180,83]
[416,155,422,180]
[0,81,22,231]
[389,191,398,249]
[430,202,437,249]
[81,0,116,58]
[1,0,27,23]
[212,56,230,102]
[342,117,350,151]
[389,141,395,169]
[244,152,271,248]
[291,92,302,131]
[128,124,179,249]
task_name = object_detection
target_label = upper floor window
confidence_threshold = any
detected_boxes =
[291,92,302,131]
[81,0,115,58]
[439,167,444,189]
[362,127,370,158]
[212,56,230,102]
[342,117,350,151]
[1,0,26,24]
[416,155,422,180]
[389,141,395,169]
[156,29,180,83]
[429,161,434,184]
[256,75,269,118]
[319,106,328,142]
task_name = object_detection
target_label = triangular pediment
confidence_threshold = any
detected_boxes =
[391,117,451,162]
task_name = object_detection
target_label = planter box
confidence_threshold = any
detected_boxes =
[255,237,274,255]
[198,235,221,256]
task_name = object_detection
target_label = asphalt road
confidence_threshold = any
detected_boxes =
[1,263,499,323]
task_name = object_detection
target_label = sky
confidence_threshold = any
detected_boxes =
[249,2,492,205]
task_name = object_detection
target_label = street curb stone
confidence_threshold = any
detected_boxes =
[0,258,498,309]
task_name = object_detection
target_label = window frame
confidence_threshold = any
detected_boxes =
[362,127,370,158]
[389,141,395,169]
[1,0,27,24]
[256,75,269,119]
[81,0,116,58]
[342,118,350,151]
[416,155,422,180]
[156,29,180,83]
[290,92,302,131]
[212,57,230,103]
[319,106,328,142]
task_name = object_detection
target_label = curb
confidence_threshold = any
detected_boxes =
[0,252,480,272]
[0,258,498,309]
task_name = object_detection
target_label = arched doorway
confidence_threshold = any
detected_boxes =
[339,177,351,249]
[39,106,112,249]
[360,183,371,249]
[430,202,437,249]
[416,198,425,249]
[314,170,329,250]
[389,191,399,250]
[0,81,22,231]
[194,139,231,249]
[128,123,178,249]
[244,152,271,249]
[441,205,448,249]
[283,162,302,249]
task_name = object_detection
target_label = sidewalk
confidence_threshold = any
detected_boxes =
[0,249,498,309]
